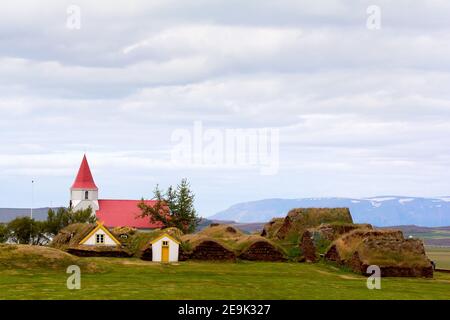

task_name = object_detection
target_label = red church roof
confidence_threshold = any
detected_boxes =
[71,155,98,189]
[96,199,165,229]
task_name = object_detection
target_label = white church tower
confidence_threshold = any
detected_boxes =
[70,154,99,212]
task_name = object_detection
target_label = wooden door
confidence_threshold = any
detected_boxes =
[162,244,169,262]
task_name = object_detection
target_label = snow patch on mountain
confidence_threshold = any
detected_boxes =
[365,197,397,202]
[399,198,414,204]
[210,196,450,227]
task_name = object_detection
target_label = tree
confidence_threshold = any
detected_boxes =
[174,178,199,233]
[46,207,96,236]
[139,178,200,234]
[70,207,97,224]
[138,185,171,228]
[0,224,9,243]
[46,208,70,236]
[7,217,48,245]
[4,207,96,246]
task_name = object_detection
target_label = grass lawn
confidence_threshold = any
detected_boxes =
[426,246,450,270]
[1,257,450,300]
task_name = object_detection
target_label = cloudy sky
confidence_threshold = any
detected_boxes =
[1,0,450,216]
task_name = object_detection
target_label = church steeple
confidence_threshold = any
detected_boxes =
[70,154,99,212]
[71,154,98,190]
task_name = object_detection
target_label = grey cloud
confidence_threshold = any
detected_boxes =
[1,1,450,216]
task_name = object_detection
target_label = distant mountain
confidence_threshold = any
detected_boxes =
[197,217,265,233]
[210,196,450,227]
[0,208,60,223]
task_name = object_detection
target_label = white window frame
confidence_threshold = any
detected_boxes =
[96,233,105,244]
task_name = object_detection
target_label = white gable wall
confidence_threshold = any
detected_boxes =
[152,236,179,262]
[82,228,117,246]
[71,189,99,212]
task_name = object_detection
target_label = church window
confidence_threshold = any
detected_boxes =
[84,191,89,200]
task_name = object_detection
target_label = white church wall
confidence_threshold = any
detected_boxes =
[71,189,98,201]
[72,200,99,211]
[71,189,99,211]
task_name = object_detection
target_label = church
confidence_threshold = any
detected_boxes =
[69,155,163,229]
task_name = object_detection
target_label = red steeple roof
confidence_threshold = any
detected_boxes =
[71,155,98,189]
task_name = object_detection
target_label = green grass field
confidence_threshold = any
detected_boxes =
[408,230,450,239]
[2,257,450,300]
[426,246,450,270]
